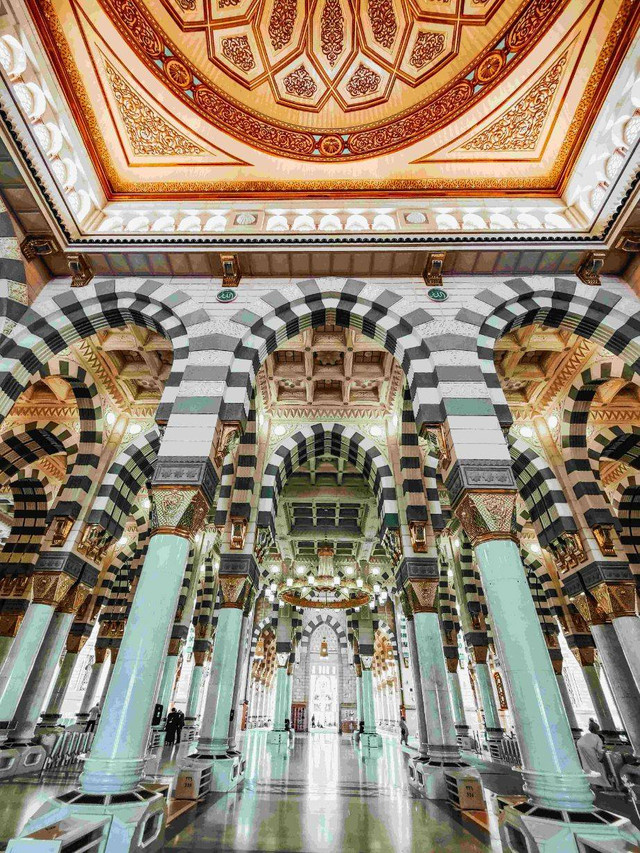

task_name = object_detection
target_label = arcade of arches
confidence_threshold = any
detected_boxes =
[1,2,640,853]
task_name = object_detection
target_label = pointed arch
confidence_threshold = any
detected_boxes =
[258,423,399,538]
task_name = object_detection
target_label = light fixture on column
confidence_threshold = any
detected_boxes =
[220,253,241,287]
[320,637,328,658]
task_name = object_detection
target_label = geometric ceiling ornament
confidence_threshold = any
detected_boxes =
[103,59,207,157]
[92,0,573,160]
[457,51,568,153]
[459,52,567,152]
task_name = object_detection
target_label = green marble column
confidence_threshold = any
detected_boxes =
[40,650,79,727]
[156,654,180,720]
[0,636,14,672]
[76,658,107,720]
[405,617,430,756]
[0,602,55,740]
[10,610,74,743]
[473,535,593,810]
[272,664,289,732]
[447,664,467,730]
[185,662,205,725]
[80,532,191,794]
[198,604,244,755]
[355,671,362,725]
[360,665,377,735]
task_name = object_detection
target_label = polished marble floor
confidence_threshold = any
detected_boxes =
[165,732,492,853]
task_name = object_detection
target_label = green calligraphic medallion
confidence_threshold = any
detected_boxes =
[216,288,238,303]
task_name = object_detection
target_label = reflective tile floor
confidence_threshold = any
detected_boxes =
[165,732,492,852]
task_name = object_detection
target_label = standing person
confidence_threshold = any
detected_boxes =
[399,718,409,746]
[165,707,179,746]
[175,709,185,744]
[86,704,100,734]
[577,719,610,788]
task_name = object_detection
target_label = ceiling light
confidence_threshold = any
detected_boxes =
[270,582,277,592]
[142,498,151,509]
[370,425,384,438]
[274,424,287,436]
[117,536,127,546]
[296,565,305,575]
[345,567,354,576]
[547,414,558,429]
[333,576,340,585]
[520,425,534,439]
[530,542,541,554]
[355,607,360,612]
[271,565,280,573]
[447,569,454,579]
[308,574,315,585]
[286,578,293,587]
[106,412,116,426]
[371,567,380,575]
[129,423,142,435]
[453,538,460,549]
[356,578,363,588]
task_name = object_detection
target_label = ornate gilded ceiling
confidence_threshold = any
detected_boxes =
[22,0,639,197]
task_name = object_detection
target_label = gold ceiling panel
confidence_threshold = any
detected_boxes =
[25,0,639,195]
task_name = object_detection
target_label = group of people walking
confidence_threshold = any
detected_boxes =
[165,706,185,745]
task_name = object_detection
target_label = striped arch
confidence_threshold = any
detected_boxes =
[0,475,49,576]
[521,552,561,640]
[250,617,274,659]
[0,423,73,485]
[193,555,217,638]
[374,620,399,655]
[508,435,577,547]
[457,277,640,426]
[220,280,437,428]
[561,362,640,527]
[300,613,348,655]
[88,427,161,538]
[588,425,640,477]
[609,475,640,578]
[95,502,149,611]
[30,360,104,518]
[258,423,399,536]
[0,278,213,426]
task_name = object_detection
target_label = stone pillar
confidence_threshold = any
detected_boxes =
[470,646,504,754]
[555,669,581,739]
[196,557,256,765]
[76,651,108,722]
[354,668,363,726]
[79,484,209,795]
[405,617,429,756]
[360,661,377,736]
[10,584,89,743]
[573,647,617,735]
[156,645,182,721]
[453,485,593,811]
[0,572,76,742]
[40,651,79,728]
[591,621,640,754]
[185,650,207,726]
[446,658,467,734]
[403,573,462,764]
[271,661,289,733]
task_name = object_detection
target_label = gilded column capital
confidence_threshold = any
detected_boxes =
[193,649,208,666]
[0,610,25,638]
[404,578,439,614]
[591,581,637,620]
[94,646,109,664]
[31,571,75,606]
[56,583,92,615]
[66,633,89,654]
[360,655,373,671]
[453,490,518,546]
[167,637,184,656]
[445,657,459,674]
[571,591,609,627]
[150,485,210,539]
[468,644,489,665]
[218,574,252,609]
[571,646,596,667]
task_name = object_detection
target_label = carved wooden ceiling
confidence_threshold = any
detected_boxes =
[257,324,402,418]
[24,0,639,196]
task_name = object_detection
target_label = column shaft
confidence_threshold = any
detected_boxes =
[11,611,74,742]
[556,672,580,734]
[41,651,78,725]
[156,655,180,718]
[198,605,243,755]
[185,664,204,723]
[361,669,377,734]
[0,603,54,732]
[475,662,502,732]
[406,618,429,756]
[582,664,617,733]
[591,622,640,754]
[272,667,288,731]
[448,669,466,729]
[413,611,460,762]
[80,532,190,794]
[77,661,106,718]
[474,538,592,810]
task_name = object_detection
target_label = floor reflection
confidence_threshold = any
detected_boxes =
[166,732,491,852]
